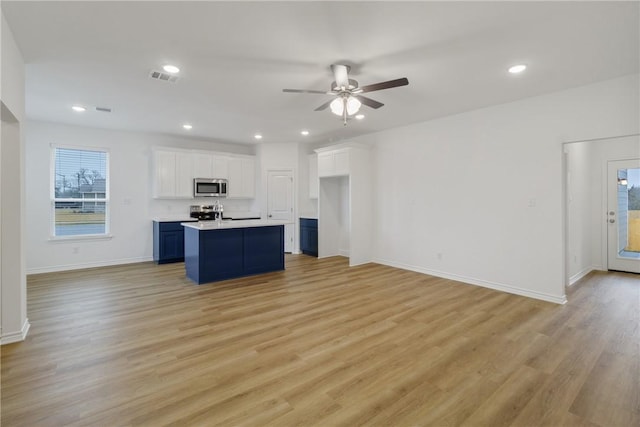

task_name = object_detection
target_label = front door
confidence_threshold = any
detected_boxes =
[607,158,640,273]
[267,170,294,253]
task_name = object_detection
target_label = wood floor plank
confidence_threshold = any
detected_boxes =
[1,256,638,426]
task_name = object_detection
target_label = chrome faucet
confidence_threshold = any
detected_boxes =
[213,200,224,222]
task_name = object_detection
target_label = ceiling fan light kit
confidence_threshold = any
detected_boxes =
[330,95,362,116]
[283,64,409,126]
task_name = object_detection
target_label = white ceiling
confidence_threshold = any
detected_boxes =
[2,1,639,145]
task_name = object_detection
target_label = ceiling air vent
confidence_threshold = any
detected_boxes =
[95,106,112,113]
[149,70,179,83]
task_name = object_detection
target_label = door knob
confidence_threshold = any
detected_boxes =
[609,211,616,216]
[609,219,615,223]
[268,214,272,218]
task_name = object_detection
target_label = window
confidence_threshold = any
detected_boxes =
[52,147,109,238]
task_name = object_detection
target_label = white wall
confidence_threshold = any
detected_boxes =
[318,176,347,258]
[1,13,25,121]
[338,177,350,256]
[1,11,29,343]
[25,120,255,273]
[565,142,594,283]
[349,74,639,304]
[298,144,318,218]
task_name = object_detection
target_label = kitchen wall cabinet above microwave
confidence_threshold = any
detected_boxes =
[192,152,229,180]
[152,148,256,199]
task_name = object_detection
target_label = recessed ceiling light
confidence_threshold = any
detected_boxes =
[355,114,365,120]
[508,64,527,74]
[183,124,193,130]
[301,130,309,136]
[72,105,86,112]
[254,134,263,140]
[163,64,180,74]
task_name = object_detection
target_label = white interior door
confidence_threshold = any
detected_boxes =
[267,170,294,253]
[607,158,640,273]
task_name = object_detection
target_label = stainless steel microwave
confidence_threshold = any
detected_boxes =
[193,178,228,197]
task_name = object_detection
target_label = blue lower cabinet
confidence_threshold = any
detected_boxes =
[300,218,318,257]
[184,225,284,284]
[244,226,286,275]
[153,221,190,264]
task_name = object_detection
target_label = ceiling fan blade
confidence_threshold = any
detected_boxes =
[314,100,333,111]
[359,77,409,93]
[356,95,384,109]
[283,89,329,94]
[331,64,350,89]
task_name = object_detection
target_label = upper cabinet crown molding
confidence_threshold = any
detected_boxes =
[314,141,372,153]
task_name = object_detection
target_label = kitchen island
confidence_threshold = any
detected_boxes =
[181,220,288,284]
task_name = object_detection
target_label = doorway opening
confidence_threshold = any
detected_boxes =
[563,135,640,286]
[607,160,640,272]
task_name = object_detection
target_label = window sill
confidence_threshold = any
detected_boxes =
[49,234,113,243]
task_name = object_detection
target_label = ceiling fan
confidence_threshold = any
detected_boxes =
[283,64,409,125]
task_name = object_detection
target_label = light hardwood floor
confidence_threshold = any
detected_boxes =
[1,255,638,426]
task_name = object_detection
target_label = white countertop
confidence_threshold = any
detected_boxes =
[182,220,292,230]
[153,216,197,222]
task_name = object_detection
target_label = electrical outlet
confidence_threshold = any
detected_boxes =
[72,247,79,254]
[437,252,443,260]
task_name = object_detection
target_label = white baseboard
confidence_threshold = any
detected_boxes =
[1,318,30,345]
[374,258,567,305]
[568,266,597,286]
[27,256,153,275]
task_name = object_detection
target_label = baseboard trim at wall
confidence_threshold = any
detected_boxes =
[1,318,30,345]
[374,258,567,305]
[27,256,154,275]
[568,266,598,286]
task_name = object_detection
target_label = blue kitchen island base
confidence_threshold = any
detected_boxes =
[184,224,285,284]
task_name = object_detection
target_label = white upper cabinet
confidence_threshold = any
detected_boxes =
[175,152,193,198]
[317,148,350,177]
[192,153,213,179]
[153,149,253,199]
[153,150,176,198]
[213,156,229,179]
[192,153,229,179]
[227,157,256,199]
[152,149,193,199]
[308,153,318,199]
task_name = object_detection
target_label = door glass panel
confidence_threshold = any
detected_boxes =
[618,167,640,259]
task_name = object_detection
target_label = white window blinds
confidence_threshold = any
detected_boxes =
[52,147,109,237]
